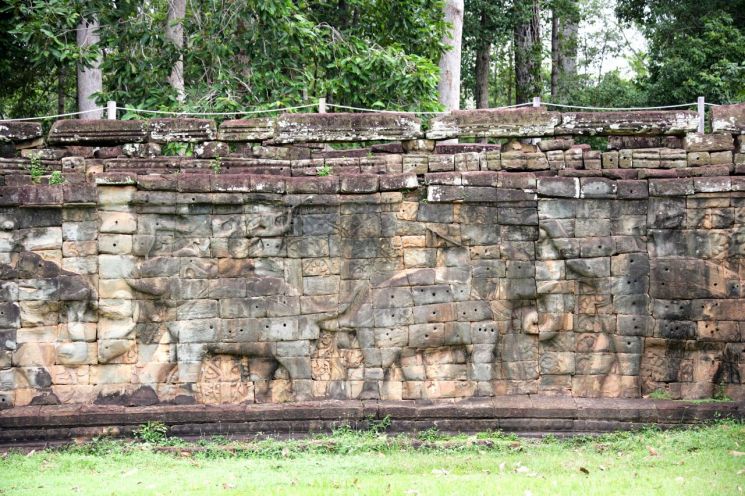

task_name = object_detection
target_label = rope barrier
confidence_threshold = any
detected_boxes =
[540,102,698,111]
[116,104,318,116]
[325,102,535,114]
[0,108,106,122]
[0,99,730,122]
[325,104,444,114]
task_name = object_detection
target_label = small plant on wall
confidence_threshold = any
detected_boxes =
[28,154,45,184]
[48,171,65,185]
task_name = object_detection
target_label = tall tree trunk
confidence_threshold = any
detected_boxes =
[167,0,186,103]
[513,0,541,104]
[553,1,578,99]
[475,42,490,109]
[76,17,103,119]
[559,14,578,79]
[551,11,559,99]
[474,9,490,109]
[438,0,464,111]
[57,64,66,115]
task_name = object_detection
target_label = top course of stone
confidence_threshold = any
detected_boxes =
[0,104,741,147]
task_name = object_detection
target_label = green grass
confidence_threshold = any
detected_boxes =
[1,422,744,495]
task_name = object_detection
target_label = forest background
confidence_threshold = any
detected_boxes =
[1,0,744,119]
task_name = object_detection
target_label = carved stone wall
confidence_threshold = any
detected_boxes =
[1,106,744,408]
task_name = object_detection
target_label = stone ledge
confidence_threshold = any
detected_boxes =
[0,398,740,445]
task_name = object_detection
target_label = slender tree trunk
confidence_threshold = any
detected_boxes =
[438,0,464,111]
[475,43,490,109]
[167,0,186,103]
[474,9,490,109]
[513,0,541,104]
[559,14,578,78]
[556,1,578,97]
[76,17,103,119]
[551,11,559,99]
[57,64,66,115]
[508,40,513,105]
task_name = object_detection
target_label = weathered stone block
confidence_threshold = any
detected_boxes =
[276,113,420,143]
[49,120,148,145]
[557,111,698,136]
[427,108,560,139]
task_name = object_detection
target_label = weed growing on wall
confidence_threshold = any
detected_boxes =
[48,171,65,185]
[210,156,222,174]
[316,163,332,176]
[28,154,45,183]
[134,421,168,444]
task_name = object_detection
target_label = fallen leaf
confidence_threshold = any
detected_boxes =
[598,465,606,471]
[222,483,236,490]
[180,451,191,458]
[675,477,685,483]
[647,446,658,457]
[516,466,530,474]
[579,467,589,475]
[510,441,522,449]
[432,469,449,476]
[737,469,745,475]
[499,462,506,472]
[730,451,745,457]
[524,491,533,496]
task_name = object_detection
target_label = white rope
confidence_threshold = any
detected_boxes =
[116,104,318,116]
[326,104,445,114]
[541,102,698,111]
[326,102,535,114]
[0,107,106,122]
[704,102,722,107]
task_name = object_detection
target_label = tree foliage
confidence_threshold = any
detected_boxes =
[617,0,745,104]
[0,0,448,118]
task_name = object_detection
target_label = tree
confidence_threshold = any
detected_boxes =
[76,15,102,119]
[550,0,579,99]
[617,0,745,104]
[166,0,186,102]
[461,0,511,109]
[513,0,541,104]
[1,0,449,118]
[438,0,464,111]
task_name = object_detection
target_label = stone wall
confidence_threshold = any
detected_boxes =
[1,105,745,409]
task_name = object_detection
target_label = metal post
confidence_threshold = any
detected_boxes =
[107,101,117,120]
[697,96,705,134]
[533,96,541,108]
[318,97,327,114]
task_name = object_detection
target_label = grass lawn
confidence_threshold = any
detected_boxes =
[1,421,744,495]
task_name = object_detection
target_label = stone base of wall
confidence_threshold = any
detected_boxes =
[0,398,741,446]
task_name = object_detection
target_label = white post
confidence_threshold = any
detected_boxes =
[318,97,327,114]
[697,96,705,134]
[107,101,117,120]
[533,96,541,108]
